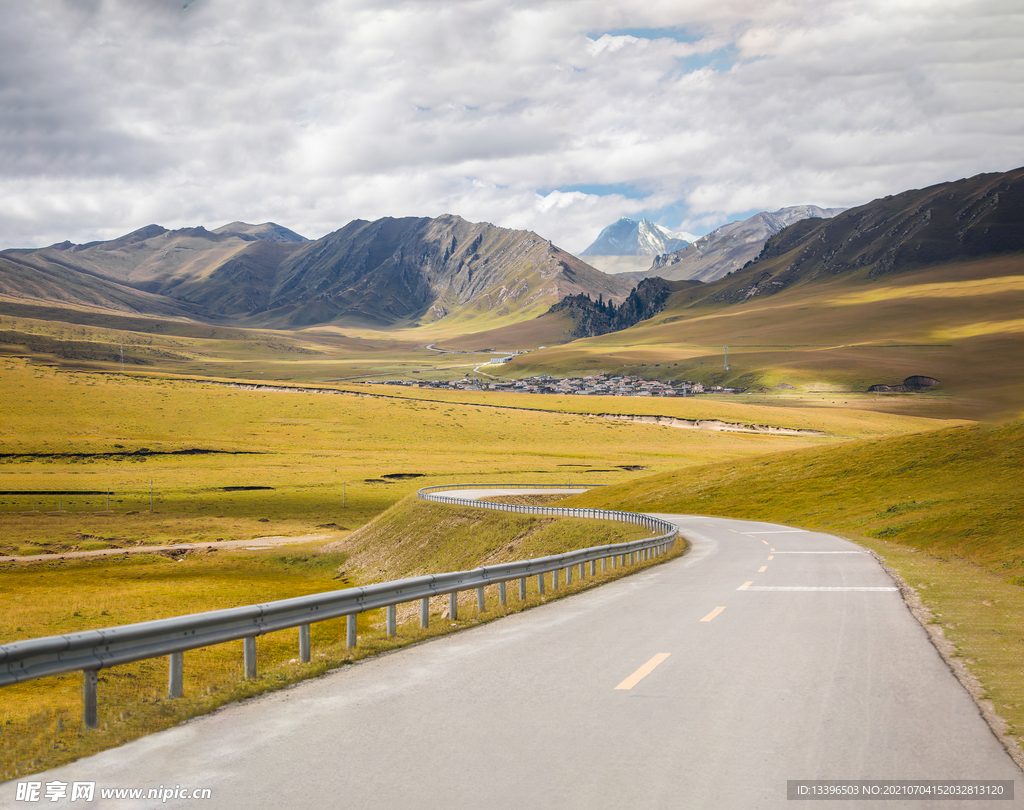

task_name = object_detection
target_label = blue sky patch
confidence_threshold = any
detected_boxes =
[541,182,647,199]
[589,27,703,44]
[675,45,739,74]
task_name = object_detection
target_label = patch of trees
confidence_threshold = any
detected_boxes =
[548,277,672,338]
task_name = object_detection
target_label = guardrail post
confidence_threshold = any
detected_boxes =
[499,581,507,607]
[243,637,257,679]
[420,597,429,629]
[347,614,357,649]
[552,568,559,590]
[579,562,586,580]
[83,670,98,730]
[449,592,459,621]
[299,624,311,663]
[519,577,527,600]
[565,565,572,585]
[590,560,596,577]
[386,605,397,637]
[538,573,545,595]
[602,557,607,572]
[477,586,485,613]
[168,651,184,698]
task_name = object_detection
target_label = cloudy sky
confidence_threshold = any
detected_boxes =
[2,0,1022,253]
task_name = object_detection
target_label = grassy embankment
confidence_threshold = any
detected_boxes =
[560,421,1024,751]
[0,494,663,780]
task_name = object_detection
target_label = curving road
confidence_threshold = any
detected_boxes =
[5,491,1020,809]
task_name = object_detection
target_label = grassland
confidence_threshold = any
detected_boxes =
[4,355,946,555]
[0,307,469,382]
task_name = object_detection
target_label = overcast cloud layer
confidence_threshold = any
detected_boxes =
[1,0,1022,252]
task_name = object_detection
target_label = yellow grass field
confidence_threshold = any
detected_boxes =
[1,356,953,555]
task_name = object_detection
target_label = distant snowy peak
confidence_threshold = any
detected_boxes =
[687,206,846,252]
[580,217,697,256]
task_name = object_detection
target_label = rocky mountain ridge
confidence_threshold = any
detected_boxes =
[649,205,846,282]
[0,216,631,330]
[709,167,1024,303]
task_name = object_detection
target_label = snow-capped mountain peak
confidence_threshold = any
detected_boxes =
[581,217,696,256]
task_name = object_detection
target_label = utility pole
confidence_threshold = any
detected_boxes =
[724,346,729,371]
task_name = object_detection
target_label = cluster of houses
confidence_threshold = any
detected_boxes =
[372,374,744,397]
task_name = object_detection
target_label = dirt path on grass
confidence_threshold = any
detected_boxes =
[0,533,334,564]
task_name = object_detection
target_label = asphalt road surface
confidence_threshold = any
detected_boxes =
[5,491,1020,809]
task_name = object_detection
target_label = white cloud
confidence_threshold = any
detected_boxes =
[0,0,1022,253]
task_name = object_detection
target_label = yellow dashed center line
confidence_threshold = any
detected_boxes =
[762,540,769,545]
[768,555,774,560]
[738,581,753,590]
[700,606,726,622]
[758,566,767,573]
[615,653,671,690]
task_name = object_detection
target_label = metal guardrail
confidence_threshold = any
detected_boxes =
[0,485,679,730]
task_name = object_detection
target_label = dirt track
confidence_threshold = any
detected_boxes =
[0,533,332,564]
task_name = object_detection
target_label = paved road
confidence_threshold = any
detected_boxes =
[4,494,1020,809]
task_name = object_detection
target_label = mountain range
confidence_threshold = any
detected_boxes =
[713,168,1024,302]
[0,215,632,331]
[649,205,846,282]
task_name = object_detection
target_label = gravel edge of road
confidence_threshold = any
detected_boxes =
[869,550,1024,774]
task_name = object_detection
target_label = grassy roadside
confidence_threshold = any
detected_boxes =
[852,536,1024,761]
[322,493,652,588]
[0,500,679,781]
[559,422,1024,577]
[559,421,1024,759]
